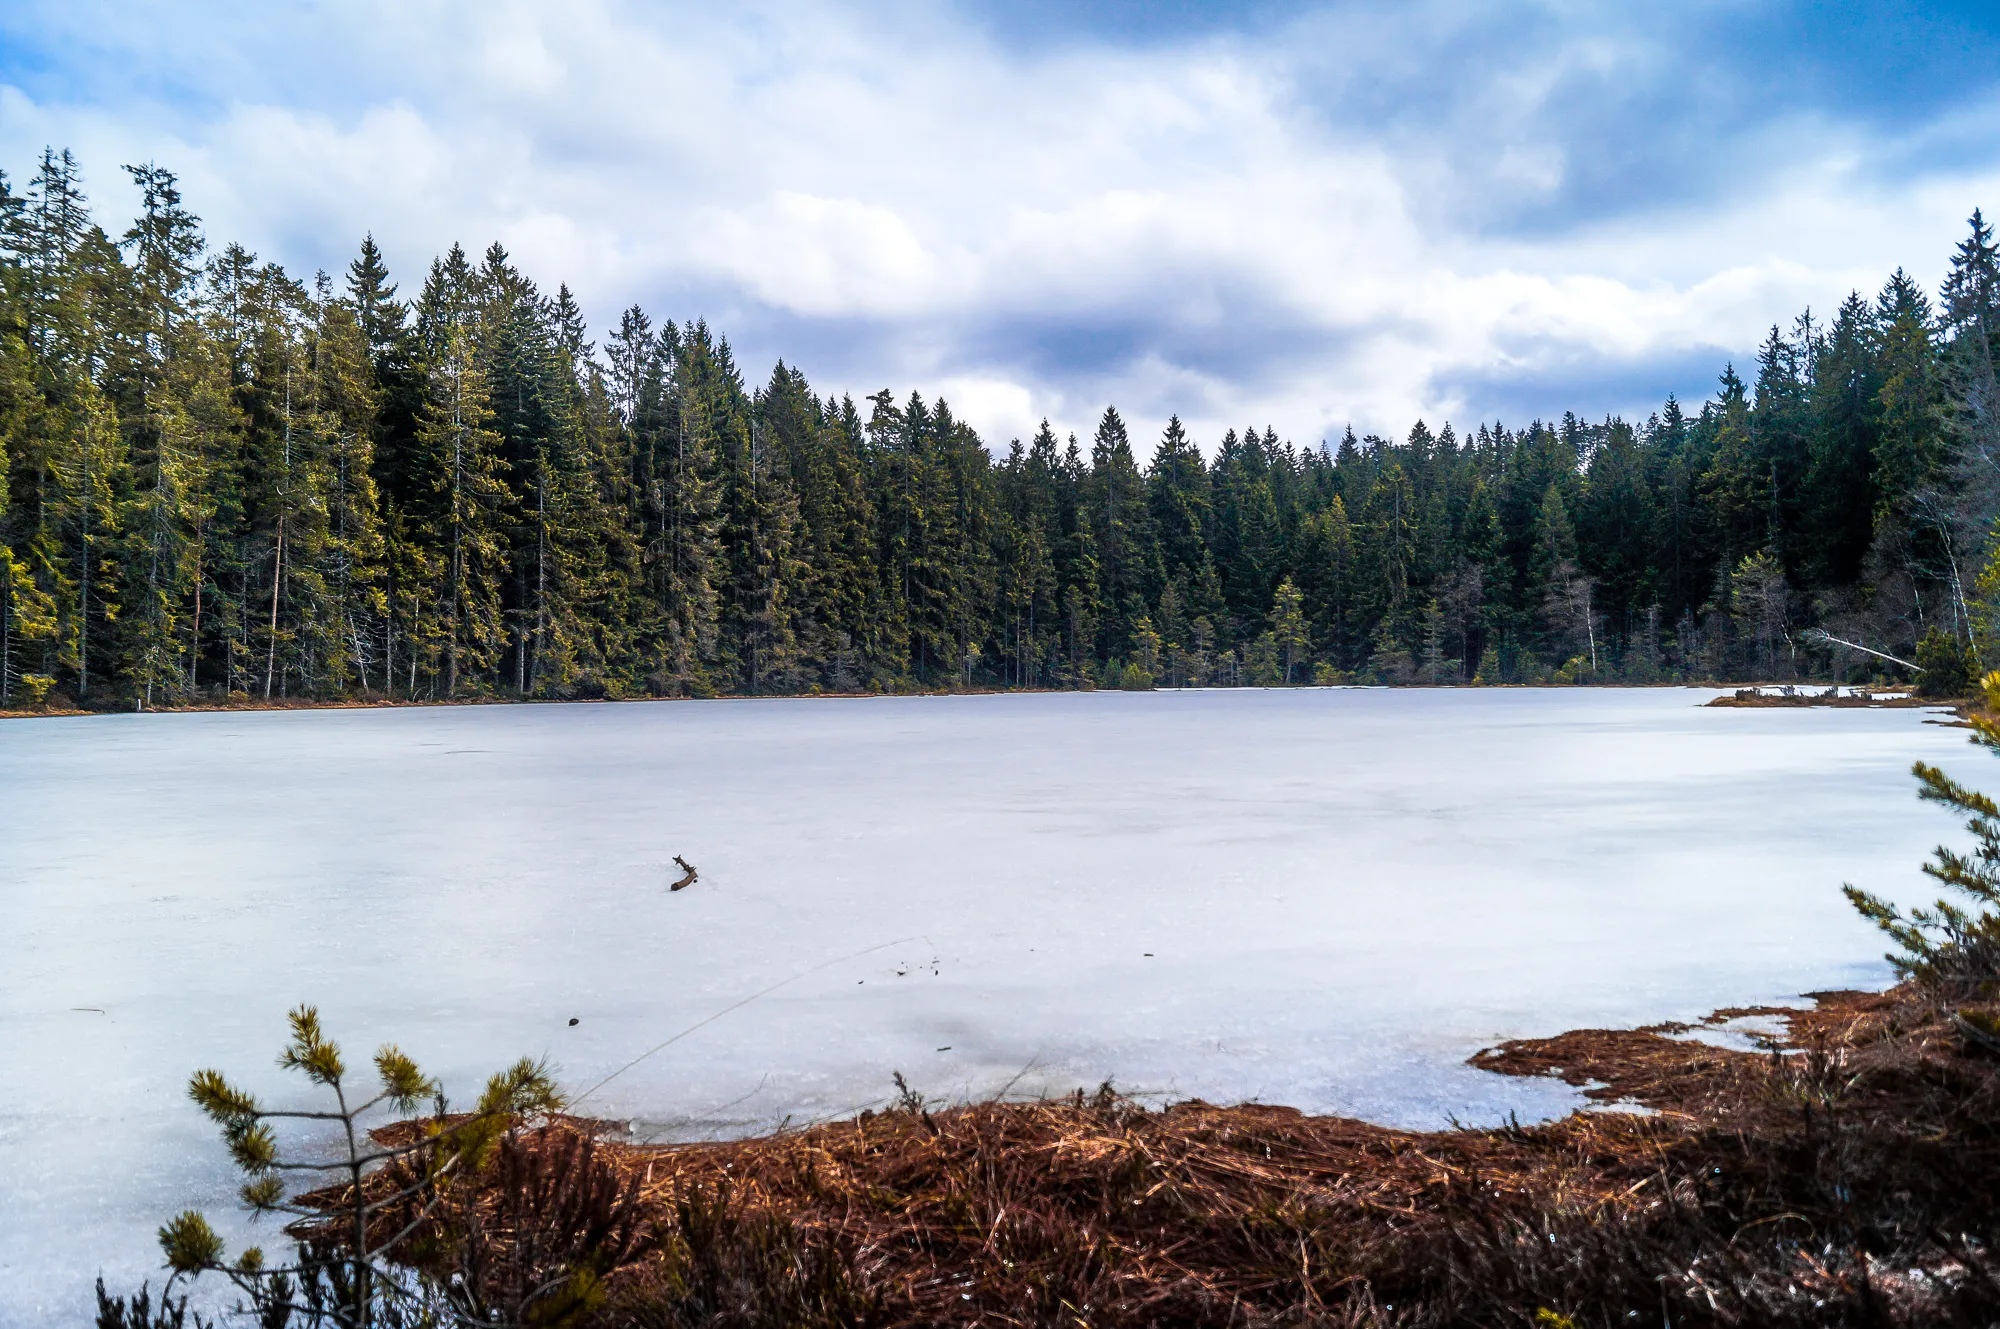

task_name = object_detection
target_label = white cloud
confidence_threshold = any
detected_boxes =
[2,0,1997,450]
[700,192,954,317]
[930,373,1039,445]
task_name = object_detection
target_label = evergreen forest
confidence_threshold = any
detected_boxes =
[5,149,2000,708]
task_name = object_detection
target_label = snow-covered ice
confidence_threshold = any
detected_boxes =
[0,687,1981,1323]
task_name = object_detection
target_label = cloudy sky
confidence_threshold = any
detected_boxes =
[3,1,1998,451]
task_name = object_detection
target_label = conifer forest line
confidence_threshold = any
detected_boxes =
[6,149,2000,707]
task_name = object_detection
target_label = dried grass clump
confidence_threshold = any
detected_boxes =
[335,984,2000,1327]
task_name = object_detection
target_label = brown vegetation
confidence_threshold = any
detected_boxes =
[327,983,2000,1327]
[1706,687,1931,708]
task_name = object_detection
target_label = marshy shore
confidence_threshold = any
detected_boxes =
[320,980,2000,1327]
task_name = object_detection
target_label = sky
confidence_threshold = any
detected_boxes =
[3,0,2000,453]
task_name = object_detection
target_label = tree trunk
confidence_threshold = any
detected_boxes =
[78,419,90,701]
[264,523,283,701]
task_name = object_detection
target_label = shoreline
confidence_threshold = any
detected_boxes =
[1705,686,1939,709]
[324,979,1997,1325]
[0,679,1916,722]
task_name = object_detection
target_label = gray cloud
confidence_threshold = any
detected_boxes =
[3,0,1998,452]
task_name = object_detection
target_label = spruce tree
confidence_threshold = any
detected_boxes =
[418,321,509,694]
[1874,269,1945,528]
[648,321,724,694]
[308,287,387,693]
[1804,295,1881,586]
[723,364,802,692]
[1148,414,1209,597]
[1701,364,1767,568]
[1082,405,1153,660]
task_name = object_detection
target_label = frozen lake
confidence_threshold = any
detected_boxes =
[0,687,1982,1323]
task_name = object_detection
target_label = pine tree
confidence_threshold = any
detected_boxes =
[1847,673,2000,987]
[308,286,387,693]
[775,387,884,689]
[995,435,1058,686]
[1941,210,2000,476]
[111,164,208,706]
[1148,414,1208,596]
[418,321,510,694]
[1053,430,1099,682]
[1874,269,1945,526]
[1213,429,1283,643]
[648,321,723,694]
[1295,496,1354,669]
[1084,406,1152,660]
[928,397,998,687]
[62,391,125,702]
[1943,209,2000,359]
[1578,416,1653,644]
[347,234,403,353]
[1701,364,1766,568]
[1271,576,1308,683]
[11,151,127,702]
[1728,548,1788,678]
[1532,484,1596,670]
[1354,458,1415,657]
[154,1006,569,1329]
[0,180,59,701]
[724,364,804,692]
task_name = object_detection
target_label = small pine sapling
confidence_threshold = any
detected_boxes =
[1846,671,2000,992]
[94,1274,214,1329]
[154,1005,562,1328]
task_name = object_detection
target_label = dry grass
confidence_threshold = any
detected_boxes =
[340,984,2000,1326]
[1706,690,1933,708]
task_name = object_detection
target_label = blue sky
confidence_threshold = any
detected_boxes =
[3,0,1998,451]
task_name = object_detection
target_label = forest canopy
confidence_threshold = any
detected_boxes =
[3,149,1999,707]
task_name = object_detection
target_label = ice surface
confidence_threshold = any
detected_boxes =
[1664,1012,1799,1053]
[0,687,1981,1323]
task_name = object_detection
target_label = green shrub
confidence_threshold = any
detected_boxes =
[1117,661,1154,691]
[1552,656,1591,685]
[1916,627,1978,698]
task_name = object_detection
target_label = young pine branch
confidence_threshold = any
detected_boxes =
[163,1005,565,1328]
[1847,672,2000,990]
